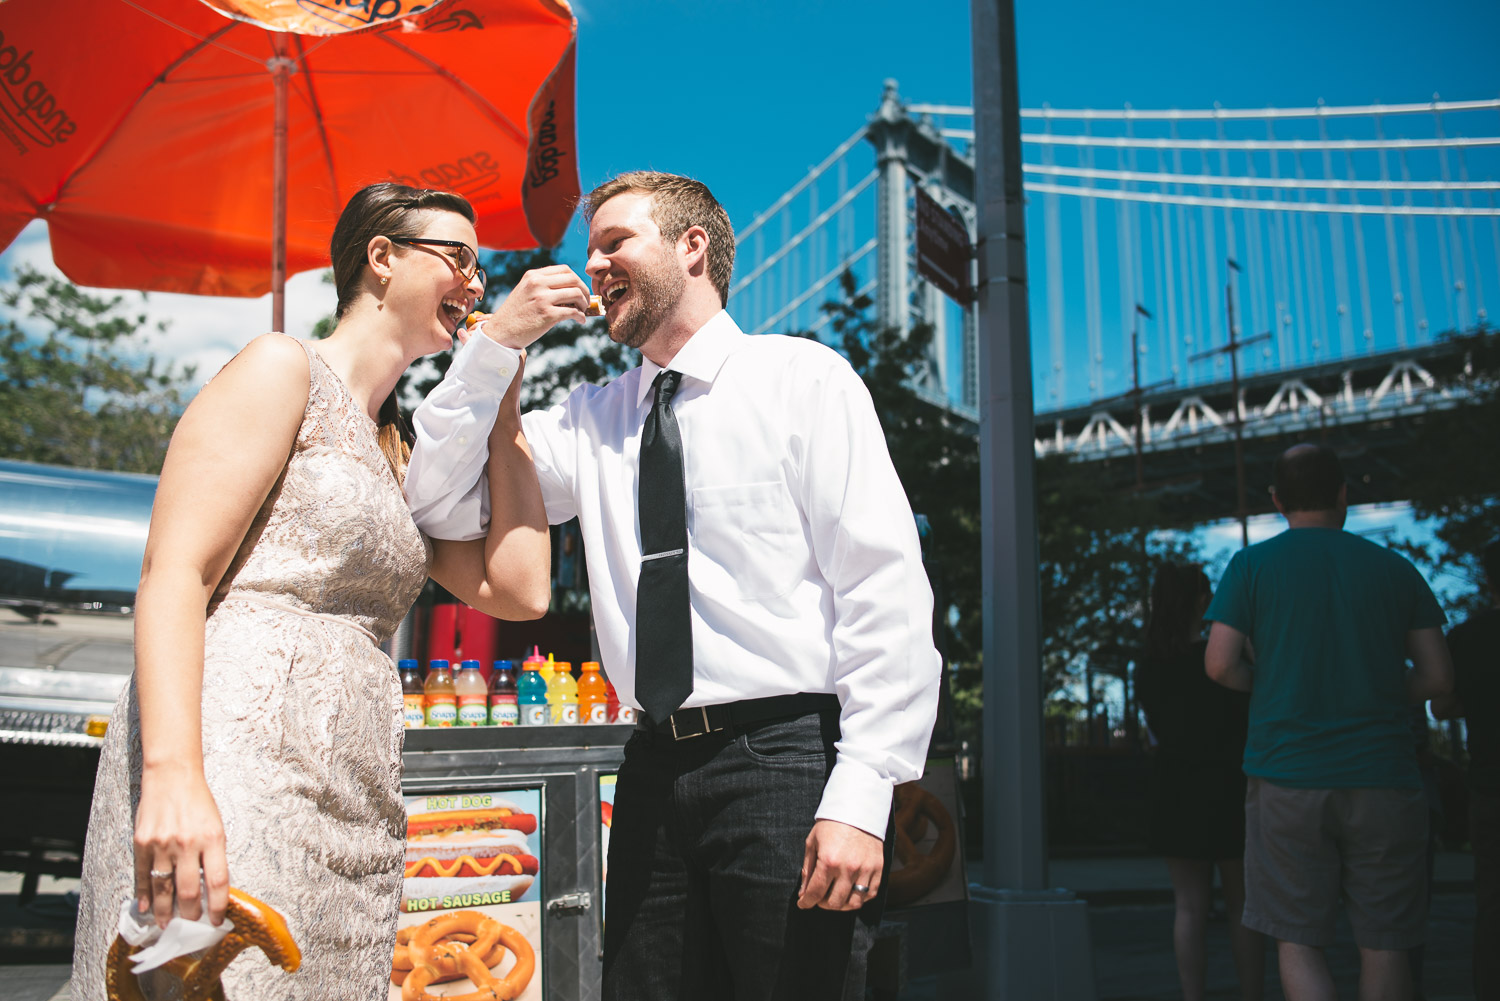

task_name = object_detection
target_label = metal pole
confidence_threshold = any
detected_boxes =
[971,0,1045,896]
[957,6,1096,995]
[269,47,292,334]
[1225,266,1249,547]
[1131,327,1144,490]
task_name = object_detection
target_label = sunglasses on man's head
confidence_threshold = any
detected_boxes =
[389,237,487,290]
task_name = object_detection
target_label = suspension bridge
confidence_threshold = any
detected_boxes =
[730,83,1500,518]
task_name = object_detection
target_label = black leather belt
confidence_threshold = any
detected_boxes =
[638,693,839,741]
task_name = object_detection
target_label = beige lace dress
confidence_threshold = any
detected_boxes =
[72,337,431,1000]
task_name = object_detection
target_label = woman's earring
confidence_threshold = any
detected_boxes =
[380,276,389,285]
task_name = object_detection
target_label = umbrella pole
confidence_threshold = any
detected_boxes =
[270,46,292,333]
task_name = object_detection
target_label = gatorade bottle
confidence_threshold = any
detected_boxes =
[604,679,621,723]
[550,662,578,724]
[613,679,638,725]
[455,660,488,726]
[399,659,425,729]
[423,660,457,727]
[488,660,519,727]
[579,662,608,724]
[517,657,549,726]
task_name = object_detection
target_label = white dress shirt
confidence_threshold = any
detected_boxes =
[405,310,941,838]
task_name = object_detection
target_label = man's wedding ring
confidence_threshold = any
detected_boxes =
[852,883,870,894]
[149,869,173,879]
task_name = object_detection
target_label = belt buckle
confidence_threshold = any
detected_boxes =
[670,707,714,740]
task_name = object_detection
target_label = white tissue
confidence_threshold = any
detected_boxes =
[116,898,234,973]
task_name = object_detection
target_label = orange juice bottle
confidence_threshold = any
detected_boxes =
[423,660,457,727]
[454,659,489,726]
[578,662,608,724]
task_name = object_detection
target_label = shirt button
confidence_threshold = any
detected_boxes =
[457,435,469,446]
[499,367,511,378]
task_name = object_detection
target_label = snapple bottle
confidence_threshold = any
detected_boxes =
[399,659,425,729]
[455,659,488,726]
[579,662,608,724]
[488,660,519,726]
[423,660,457,727]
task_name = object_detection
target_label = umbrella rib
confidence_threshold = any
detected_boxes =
[291,36,343,213]
[373,34,529,147]
[112,0,266,68]
[45,13,248,210]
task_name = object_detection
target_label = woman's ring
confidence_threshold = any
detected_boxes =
[149,869,173,880]
[852,883,870,894]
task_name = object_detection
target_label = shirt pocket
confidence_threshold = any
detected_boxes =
[689,480,803,600]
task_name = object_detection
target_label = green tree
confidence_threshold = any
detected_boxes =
[0,266,193,474]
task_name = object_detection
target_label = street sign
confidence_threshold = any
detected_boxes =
[915,185,974,305]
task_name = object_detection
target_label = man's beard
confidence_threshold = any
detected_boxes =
[608,251,684,350]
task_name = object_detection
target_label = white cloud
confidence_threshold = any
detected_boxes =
[0,220,336,390]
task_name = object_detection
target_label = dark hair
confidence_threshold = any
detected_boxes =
[1144,562,1211,665]
[329,182,476,480]
[1482,539,1500,585]
[583,171,735,306]
[1272,443,1345,512]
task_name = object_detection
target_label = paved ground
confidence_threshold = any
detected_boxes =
[3,857,1480,1000]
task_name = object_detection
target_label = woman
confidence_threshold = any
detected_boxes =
[1138,562,1263,1001]
[71,183,584,999]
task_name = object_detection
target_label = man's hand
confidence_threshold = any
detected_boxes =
[479,265,591,350]
[797,819,883,912]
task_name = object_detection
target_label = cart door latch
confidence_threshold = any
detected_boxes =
[547,892,593,915]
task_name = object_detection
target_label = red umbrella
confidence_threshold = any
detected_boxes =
[0,0,579,329]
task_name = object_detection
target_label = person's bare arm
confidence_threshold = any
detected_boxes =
[1205,622,1254,692]
[428,352,551,620]
[133,334,309,927]
[1405,626,1453,703]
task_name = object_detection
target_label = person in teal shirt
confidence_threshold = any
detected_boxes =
[1205,443,1452,1001]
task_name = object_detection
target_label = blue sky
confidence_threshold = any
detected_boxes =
[1,0,1493,600]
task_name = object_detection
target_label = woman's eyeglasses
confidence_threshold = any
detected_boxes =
[389,237,487,290]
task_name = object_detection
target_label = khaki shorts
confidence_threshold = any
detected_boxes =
[1242,777,1428,950]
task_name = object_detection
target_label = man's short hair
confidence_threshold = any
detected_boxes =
[1272,444,1346,512]
[1482,539,1500,585]
[583,171,735,307]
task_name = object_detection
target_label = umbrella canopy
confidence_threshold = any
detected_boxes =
[0,0,579,326]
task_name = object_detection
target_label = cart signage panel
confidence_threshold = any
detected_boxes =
[392,787,544,1000]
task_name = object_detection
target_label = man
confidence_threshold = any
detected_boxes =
[1203,443,1452,1001]
[404,171,941,998]
[1433,539,1499,1000]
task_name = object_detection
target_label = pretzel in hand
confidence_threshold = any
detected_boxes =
[106,886,301,1001]
[887,781,957,908]
[393,909,535,1001]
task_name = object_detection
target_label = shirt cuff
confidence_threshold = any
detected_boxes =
[456,327,524,393]
[814,757,894,839]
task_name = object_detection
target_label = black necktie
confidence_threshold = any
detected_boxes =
[635,369,693,724]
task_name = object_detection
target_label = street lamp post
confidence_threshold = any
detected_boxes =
[1190,259,1271,548]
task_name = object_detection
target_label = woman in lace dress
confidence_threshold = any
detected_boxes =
[72,183,591,999]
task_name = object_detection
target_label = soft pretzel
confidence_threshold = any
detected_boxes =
[397,910,535,1001]
[105,886,301,1001]
[887,781,957,908]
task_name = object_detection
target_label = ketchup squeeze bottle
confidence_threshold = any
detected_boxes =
[579,662,608,724]
[423,660,457,727]
[399,659,425,729]
[455,659,488,726]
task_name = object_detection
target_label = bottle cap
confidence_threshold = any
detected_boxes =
[397,659,418,670]
[582,661,601,672]
[555,661,572,674]
[493,660,514,671]
[429,659,450,671]
[460,659,481,670]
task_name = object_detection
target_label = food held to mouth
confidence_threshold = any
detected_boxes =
[465,311,489,329]
[586,294,605,316]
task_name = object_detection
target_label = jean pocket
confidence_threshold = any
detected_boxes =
[739,715,833,764]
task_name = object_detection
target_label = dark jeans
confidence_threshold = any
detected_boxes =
[602,708,889,1001]
[1475,788,1500,1000]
